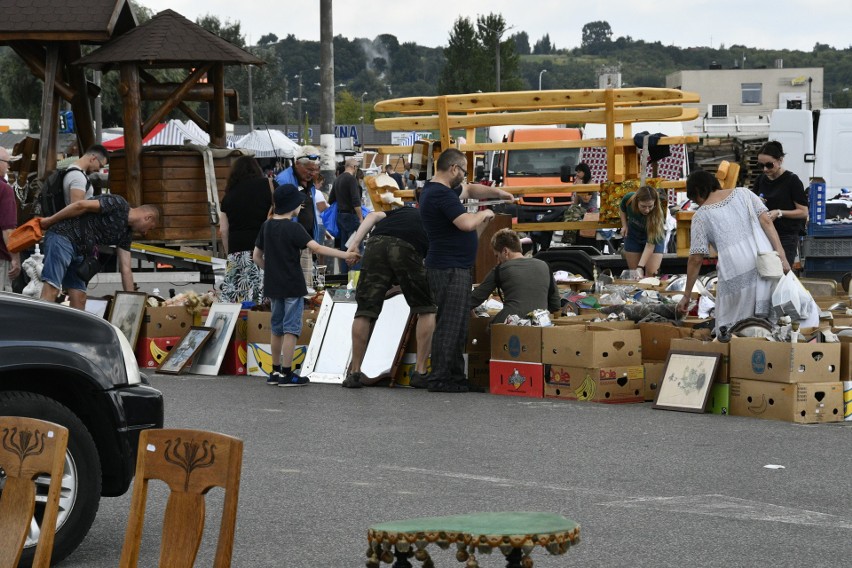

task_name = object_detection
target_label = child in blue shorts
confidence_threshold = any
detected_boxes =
[253,184,359,386]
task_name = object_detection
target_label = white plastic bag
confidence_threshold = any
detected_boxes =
[772,272,815,323]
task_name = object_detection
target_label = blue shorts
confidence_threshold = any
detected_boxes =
[270,297,303,337]
[623,233,665,254]
[41,231,87,292]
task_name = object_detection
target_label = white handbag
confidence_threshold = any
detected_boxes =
[746,192,784,279]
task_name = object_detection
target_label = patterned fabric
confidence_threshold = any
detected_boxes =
[690,189,772,332]
[427,267,472,385]
[221,250,264,304]
[49,194,131,256]
[578,144,686,183]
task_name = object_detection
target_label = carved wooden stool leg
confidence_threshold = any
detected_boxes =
[504,547,524,568]
[392,545,413,568]
[366,542,381,568]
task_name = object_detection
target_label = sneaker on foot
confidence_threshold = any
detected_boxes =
[341,371,364,388]
[267,372,282,385]
[409,371,430,389]
[278,373,310,387]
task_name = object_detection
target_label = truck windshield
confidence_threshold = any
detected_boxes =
[507,148,581,177]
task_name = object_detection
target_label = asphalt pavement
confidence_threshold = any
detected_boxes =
[59,373,852,567]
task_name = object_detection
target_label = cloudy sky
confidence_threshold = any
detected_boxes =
[138,0,850,52]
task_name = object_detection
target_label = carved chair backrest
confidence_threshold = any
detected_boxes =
[119,428,244,568]
[0,416,69,568]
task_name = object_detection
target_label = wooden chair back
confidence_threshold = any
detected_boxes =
[0,416,69,568]
[119,428,244,568]
[715,160,741,189]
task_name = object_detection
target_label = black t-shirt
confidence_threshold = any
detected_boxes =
[371,206,429,258]
[330,171,361,213]
[50,194,132,256]
[752,170,807,236]
[255,218,312,298]
[419,182,477,269]
[220,177,273,253]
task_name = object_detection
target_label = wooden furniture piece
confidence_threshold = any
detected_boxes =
[0,416,69,568]
[119,428,244,568]
[366,511,580,568]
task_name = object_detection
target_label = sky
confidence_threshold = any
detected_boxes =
[137,0,851,53]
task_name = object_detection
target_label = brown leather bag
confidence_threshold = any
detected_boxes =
[7,218,44,253]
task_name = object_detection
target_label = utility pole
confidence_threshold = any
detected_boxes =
[282,78,291,141]
[295,73,304,143]
[319,0,335,187]
[360,92,368,148]
[247,64,254,131]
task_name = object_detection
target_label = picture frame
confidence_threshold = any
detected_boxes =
[300,290,356,384]
[157,327,215,375]
[653,351,721,413]
[190,303,242,376]
[108,291,147,348]
[360,293,412,385]
[84,296,112,319]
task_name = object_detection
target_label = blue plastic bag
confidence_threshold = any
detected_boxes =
[321,202,339,237]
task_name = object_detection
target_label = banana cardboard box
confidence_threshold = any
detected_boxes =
[542,325,641,368]
[140,306,193,338]
[730,378,843,424]
[489,360,544,398]
[545,365,644,403]
[729,337,840,384]
[247,343,307,377]
[643,360,666,402]
[136,336,181,368]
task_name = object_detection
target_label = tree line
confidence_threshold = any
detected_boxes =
[1,11,850,134]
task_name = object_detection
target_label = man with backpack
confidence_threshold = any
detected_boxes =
[62,144,107,205]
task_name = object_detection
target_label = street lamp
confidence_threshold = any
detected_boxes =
[538,69,548,91]
[480,23,513,92]
[360,92,368,148]
[294,73,307,143]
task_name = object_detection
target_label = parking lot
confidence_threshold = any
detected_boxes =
[61,373,852,567]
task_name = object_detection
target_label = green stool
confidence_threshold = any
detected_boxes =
[366,511,580,567]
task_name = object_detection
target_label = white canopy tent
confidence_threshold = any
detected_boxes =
[234,129,300,158]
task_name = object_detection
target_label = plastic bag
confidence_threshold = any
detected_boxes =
[772,271,815,322]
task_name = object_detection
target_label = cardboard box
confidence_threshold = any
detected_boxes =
[140,306,193,338]
[730,378,843,424]
[247,343,308,377]
[135,336,181,368]
[467,352,491,391]
[838,336,852,381]
[639,322,709,362]
[467,317,492,353]
[247,311,272,344]
[489,360,544,398]
[643,360,666,402]
[670,338,731,384]
[729,337,840,383]
[545,365,644,403]
[708,383,730,415]
[542,325,641,367]
[219,340,247,375]
[491,325,543,363]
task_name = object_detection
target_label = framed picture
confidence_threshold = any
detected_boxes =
[653,351,721,413]
[108,291,147,348]
[360,293,412,385]
[190,303,242,376]
[85,296,112,319]
[157,327,215,375]
[300,290,356,384]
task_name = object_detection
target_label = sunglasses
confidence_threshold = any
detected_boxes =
[298,154,321,162]
[760,161,776,170]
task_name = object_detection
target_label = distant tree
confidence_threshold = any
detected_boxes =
[476,13,522,91]
[581,21,612,51]
[197,14,245,48]
[439,17,488,93]
[512,31,530,55]
[258,33,278,46]
[533,34,553,55]
[129,0,152,23]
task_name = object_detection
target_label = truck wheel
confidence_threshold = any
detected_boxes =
[0,391,102,567]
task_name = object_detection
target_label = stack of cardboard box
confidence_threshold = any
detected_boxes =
[728,336,843,424]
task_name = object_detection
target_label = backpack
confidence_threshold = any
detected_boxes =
[38,166,88,217]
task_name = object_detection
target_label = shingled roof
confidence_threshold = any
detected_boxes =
[75,9,264,69]
[0,0,136,42]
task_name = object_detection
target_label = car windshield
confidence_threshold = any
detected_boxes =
[507,148,580,177]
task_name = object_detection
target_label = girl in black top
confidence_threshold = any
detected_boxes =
[751,141,808,266]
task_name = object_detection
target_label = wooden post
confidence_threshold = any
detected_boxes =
[623,122,639,180]
[210,62,226,147]
[120,63,142,206]
[604,89,618,182]
[437,96,450,151]
[63,43,95,152]
[141,64,212,136]
[37,44,61,180]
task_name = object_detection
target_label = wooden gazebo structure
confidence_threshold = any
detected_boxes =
[76,9,263,206]
[0,0,137,179]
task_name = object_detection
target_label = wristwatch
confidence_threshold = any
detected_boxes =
[777,210,783,218]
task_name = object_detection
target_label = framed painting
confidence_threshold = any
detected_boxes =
[108,291,147,348]
[653,351,721,413]
[190,303,242,376]
[157,327,215,375]
[300,290,356,384]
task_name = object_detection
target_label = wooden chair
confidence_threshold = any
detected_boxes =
[715,160,741,189]
[0,416,69,568]
[119,428,244,568]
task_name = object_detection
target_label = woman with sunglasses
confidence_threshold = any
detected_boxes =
[751,141,808,267]
[619,185,666,278]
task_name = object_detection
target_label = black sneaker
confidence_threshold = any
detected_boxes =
[267,372,282,385]
[409,371,430,389]
[278,373,310,387]
[341,371,364,388]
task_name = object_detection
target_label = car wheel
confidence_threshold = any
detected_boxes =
[0,391,102,567]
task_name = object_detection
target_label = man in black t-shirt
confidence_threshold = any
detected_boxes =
[340,205,436,388]
[329,157,362,275]
[39,194,159,309]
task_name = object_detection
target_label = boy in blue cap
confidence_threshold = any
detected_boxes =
[253,184,359,386]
